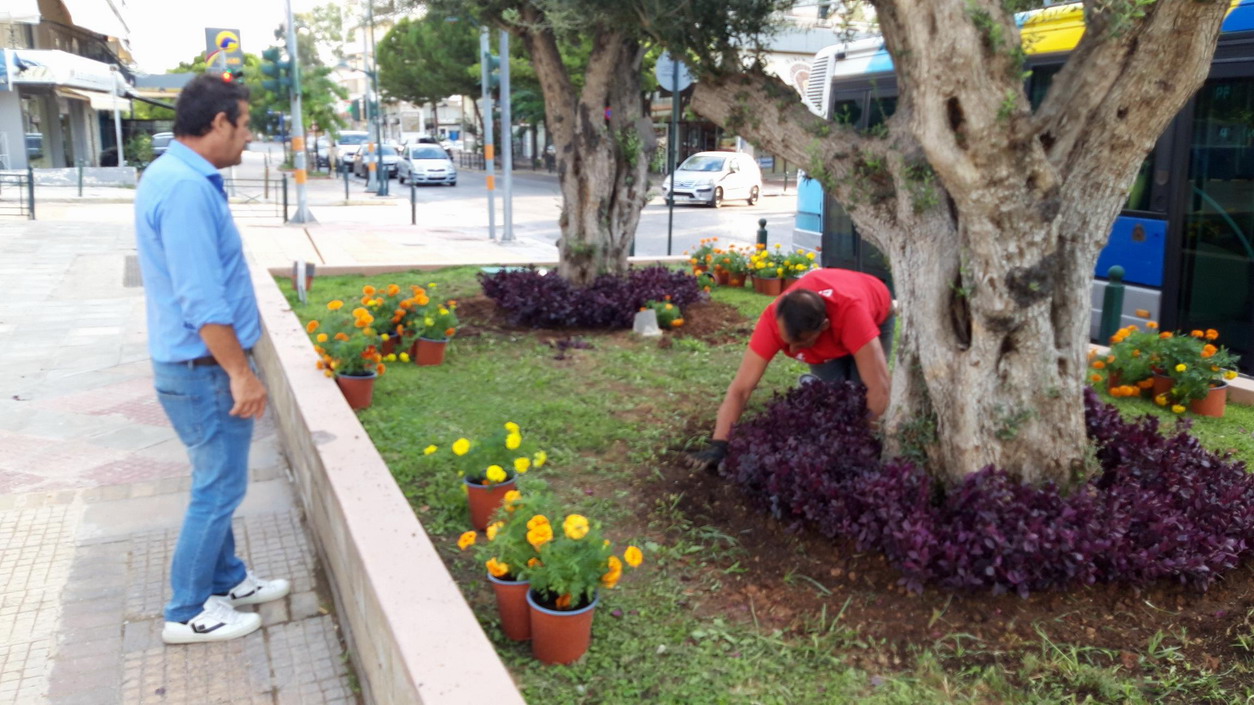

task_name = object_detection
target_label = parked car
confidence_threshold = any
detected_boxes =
[25,132,44,160]
[352,144,400,179]
[331,131,369,169]
[397,145,457,186]
[661,151,762,207]
[151,132,174,159]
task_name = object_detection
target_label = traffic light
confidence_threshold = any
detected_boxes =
[261,47,292,94]
[221,67,243,82]
[483,51,500,93]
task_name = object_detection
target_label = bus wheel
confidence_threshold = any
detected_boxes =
[712,187,723,208]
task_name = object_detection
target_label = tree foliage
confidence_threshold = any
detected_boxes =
[377,11,480,109]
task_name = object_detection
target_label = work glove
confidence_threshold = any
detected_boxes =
[686,440,729,474]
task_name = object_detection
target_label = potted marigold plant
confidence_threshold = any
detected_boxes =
[409,298,460,366]
[434,421,548,529]
[781,247,817,289]
[712,246,750,288]
[748,244,789,296]
[1155,328,1240,417]
[522,508,643,664]
[456,479,554,641]
[686,237,719,274]
[1092,323,1163,398]
[308,298,385,410]
[641,297,684,330]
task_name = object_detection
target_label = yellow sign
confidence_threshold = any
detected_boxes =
[215,30,239,53]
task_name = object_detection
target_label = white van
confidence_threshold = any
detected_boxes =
[661,151,763,208]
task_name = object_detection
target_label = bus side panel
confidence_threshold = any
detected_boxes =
[793,174,824,253]
[1094,215,1167,287]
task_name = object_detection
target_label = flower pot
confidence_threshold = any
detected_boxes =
[1189,382,1228,418]
[413,337,447,366]
[335,371,377,410]
[1152,373,1173,398]
[693,265,709,275]
[727,272,747,288]
[753,276,783,296]
[290,273,313,292]
[782,277,801,292]
[380,335,398,357]
[713,269,730,286]
[488,574,531,641]
[527,589,599,665]
[465,475,516,530]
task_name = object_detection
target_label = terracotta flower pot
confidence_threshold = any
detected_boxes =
[1152,374,1174,398]
[727,272,747,288]
[527,589,599,665]
[1189,382,1229,418]
[465,475,516,530]
[413,337,447,366]
[753,276,783,296]
[488,574,531,641]
[782,277,801,292]
[713,269,730,286]
[335,371,377,410]
[380,335,398,357]
[693,265,709,275]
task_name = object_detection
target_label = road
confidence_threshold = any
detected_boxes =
[235,142,799,258]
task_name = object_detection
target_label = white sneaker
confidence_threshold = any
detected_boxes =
[162,596,261,644]
[219,571,290,607]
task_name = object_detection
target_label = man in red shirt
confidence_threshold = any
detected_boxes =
[688,267,894,471]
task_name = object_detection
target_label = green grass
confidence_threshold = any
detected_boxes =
[279,269,1254,704]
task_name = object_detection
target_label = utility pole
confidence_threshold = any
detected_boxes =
[499,30,513,242]
[480,27,496,241]
[368,0,388,196]
[284,0,315,223]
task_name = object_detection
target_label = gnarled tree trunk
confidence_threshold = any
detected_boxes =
[517,13,655,284]
[691,0,1230,485]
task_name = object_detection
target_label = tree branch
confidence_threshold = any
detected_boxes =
[515,6,577,149]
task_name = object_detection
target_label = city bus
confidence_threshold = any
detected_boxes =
[795,1,1254,372]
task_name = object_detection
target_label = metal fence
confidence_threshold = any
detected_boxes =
[456,152,554,173]
[0,170,34,219]
[222,176,288,222]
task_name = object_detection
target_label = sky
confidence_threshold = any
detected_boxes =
[123,0,325,73]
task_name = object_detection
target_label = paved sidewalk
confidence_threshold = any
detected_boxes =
[0,211,357,704]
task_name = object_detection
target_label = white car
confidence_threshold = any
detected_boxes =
[333,131,370,167]
[661,151,762,207]
[352,144,401,179]
[398,144,457,186]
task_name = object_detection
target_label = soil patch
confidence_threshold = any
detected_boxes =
[632,438,1254,678]
[455,295,751,346]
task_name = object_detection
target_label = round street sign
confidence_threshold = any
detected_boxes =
[655,51,693,93]
[215,30,240,53]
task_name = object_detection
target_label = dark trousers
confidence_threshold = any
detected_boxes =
[809,313,896,384]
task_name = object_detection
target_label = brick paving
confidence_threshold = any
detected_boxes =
[0,212,358,704]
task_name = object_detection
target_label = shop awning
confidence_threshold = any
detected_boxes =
[10,49,120,93]
[59,0,131,40]
[58,87,130,112]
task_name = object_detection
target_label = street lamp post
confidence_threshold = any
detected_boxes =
[285,0,315,223]
[367,0,388,196]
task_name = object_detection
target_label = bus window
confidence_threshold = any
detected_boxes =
[1027,64,1062,112]
[831,96,863,127]
[1124,154,1154,212]
[868,96,898,130]
[1178,77,1254,367]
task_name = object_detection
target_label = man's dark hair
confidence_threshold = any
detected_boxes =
[776,289,828,339]
[173,74,250,138]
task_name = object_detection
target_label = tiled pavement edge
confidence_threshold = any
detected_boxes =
[0,215,358,704]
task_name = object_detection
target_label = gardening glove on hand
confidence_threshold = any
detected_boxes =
[688,440,729,474]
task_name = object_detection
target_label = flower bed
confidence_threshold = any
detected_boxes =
[724,384,1254,597]
[478,266,704,328]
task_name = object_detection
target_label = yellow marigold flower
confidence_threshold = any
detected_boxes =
[526,523,554,550]
[457,531,477,550]
[624,545,643,567]
[505,421,520,433]
[363,285,376,296]
[533,450,547,467]
[381,333,389,342]
[399,352,410,363]
[327,299,344,311]
[601,556,623,588]
[424,317,435,327]
[1224,370,1238,380]
[1171,404,1186,414]
[323,369,333,378]
[1154,394,1168,406]
[503,490,521,509]
[527,514,549,530]
[316,333,328,343]
[774,243,782,249]
[1175,364,1187,372]
[452,438,470,456]
[563,514,590,540]
[485,558,510,578]
[423,445,437,455]
[514,457,531,474]
[486,521,504,541]
[485,465,507,484]
[386,354,397,362]
[807,252,816,260]
[1206,329,1219,340]
[505,433,522,450]
[306,320,319,333]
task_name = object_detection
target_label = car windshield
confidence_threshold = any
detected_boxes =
[678,155,726,172]
[379,146,397,156]
[337,134,368,145]
[411,147,447,160]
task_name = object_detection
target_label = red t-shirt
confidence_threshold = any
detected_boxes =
[748,268,891,364]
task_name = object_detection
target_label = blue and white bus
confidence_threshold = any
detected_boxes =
[794,1,1254,372]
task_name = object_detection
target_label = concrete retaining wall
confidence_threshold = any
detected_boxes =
[250,262,525,705]
[30,166,137,186]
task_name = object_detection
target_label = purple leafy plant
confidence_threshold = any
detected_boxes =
[479,267,705,329]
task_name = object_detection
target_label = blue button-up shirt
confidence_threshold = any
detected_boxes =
[134,140,260,363]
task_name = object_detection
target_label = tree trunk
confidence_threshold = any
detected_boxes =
[690,0,1229,485]
[431,103,441,136]
[517,15,655,284]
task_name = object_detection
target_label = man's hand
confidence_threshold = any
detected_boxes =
[228,370,268,419]
[686,440,729,474]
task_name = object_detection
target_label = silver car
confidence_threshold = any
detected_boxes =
[397,145,457,186]
[661,151,763,207]
[352,144,400,179]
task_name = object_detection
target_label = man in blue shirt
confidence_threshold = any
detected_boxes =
[135,74,289,644]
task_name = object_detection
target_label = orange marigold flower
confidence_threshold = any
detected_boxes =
[327,299,344,311]
[1191,329,1205,338]
[1160,332,1173,339]
[306,320,319,333]
[672,318,685,328]
[1146,321,1158,329]
[1090,374,1102,383]
[555,594,573,610]
[363,285,376,296]
[1091,360,1106,370]
[386,284,400,296]
[1137,378,1154,389]
[315,360,325,370]
[377,363,386,375]
[445,327,456,337]
[334,332,349,341]
[1202,344,1217,358]
[1205,329,1219,340]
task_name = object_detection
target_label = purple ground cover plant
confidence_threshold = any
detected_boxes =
[479,267,704,329]
[723,384,1254,596]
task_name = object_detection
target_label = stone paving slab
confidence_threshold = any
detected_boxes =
[0,215,359,705]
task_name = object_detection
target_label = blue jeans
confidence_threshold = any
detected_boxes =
[809,313,896,384]
[152,360,253,622]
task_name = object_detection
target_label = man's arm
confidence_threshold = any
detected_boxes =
[199,326,267,419]
[688,348,770,472]
[851,337,890,422]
